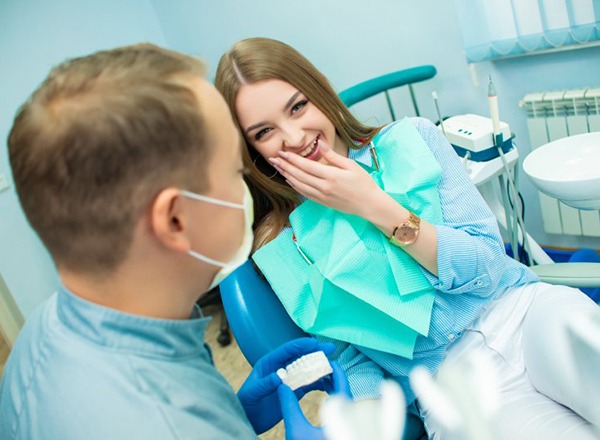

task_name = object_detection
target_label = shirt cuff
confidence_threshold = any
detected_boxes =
[423,224,497,297]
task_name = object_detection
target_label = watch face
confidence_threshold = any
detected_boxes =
[390,212,420,247]
[396,225,417,243]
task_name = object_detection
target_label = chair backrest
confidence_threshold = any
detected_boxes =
[219,260,307,366]
[338,65,437,120]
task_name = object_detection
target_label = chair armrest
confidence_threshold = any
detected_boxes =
[530,263,600,288]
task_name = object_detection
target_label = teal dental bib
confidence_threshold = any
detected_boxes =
[253,118,443,359]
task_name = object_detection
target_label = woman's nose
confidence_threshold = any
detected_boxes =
[281,127,306,150]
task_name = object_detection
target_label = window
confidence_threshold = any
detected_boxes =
[455,0,600,62]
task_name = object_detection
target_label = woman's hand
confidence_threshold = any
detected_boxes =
[268,144,385,218]
[269,143,439,275]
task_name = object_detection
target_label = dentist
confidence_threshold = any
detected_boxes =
[0,43,337,439]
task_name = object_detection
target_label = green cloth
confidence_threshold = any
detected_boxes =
[253,119,443,358]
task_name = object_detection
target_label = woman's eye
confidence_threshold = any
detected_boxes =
[254,128,271,141]
[291,99,308,114]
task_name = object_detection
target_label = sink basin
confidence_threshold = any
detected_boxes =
[523,132,600,209]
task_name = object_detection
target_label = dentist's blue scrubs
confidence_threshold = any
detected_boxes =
[0,285,257,439]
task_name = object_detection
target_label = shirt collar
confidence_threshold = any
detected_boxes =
[56,284,211,358]
[349,124,394,170]
[348,145,373,166]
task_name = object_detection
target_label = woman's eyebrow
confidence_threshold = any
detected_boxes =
[245,121,267,135]
[282,91,301,111]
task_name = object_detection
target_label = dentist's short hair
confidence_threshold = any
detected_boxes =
[9,43,209,273]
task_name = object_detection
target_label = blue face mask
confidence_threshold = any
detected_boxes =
[180,182,254,290]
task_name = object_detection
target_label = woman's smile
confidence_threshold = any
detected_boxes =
[297,135,321,161]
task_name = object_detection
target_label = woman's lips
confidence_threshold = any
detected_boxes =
[299,136,322,161]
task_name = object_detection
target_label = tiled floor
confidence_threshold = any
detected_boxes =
[203,304,325,440]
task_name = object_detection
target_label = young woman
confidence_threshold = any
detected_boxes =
[215,37,600,438]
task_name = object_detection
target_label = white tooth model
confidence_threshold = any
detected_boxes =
[277,350,333,391]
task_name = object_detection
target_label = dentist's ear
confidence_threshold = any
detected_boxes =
[151,188,192,253]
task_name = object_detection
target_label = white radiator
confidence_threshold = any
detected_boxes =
[520,89,600,237]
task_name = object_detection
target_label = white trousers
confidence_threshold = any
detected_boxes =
[421,282,600,440]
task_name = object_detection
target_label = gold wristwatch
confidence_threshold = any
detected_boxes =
[389,211,421,247]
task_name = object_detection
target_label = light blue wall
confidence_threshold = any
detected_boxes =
[152,0,488,121]
[152,0,600,251]
[0,0,167,316]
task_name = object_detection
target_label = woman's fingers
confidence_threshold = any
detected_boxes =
[268,149,368,210]
[318,142,351,168]
[284,174,321,201]
[269,157,325,192]
[276,148,350,178]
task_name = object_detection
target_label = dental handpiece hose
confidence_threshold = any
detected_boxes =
[488,76,502,147]
[488,75,515,254]
[487,76,530,264]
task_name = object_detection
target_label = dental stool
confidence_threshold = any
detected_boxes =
[220,260,426,440]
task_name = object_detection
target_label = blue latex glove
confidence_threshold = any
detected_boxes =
[237,337,335,434]
[278,361,351,440]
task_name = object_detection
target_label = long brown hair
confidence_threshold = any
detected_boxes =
[215,37,380,250]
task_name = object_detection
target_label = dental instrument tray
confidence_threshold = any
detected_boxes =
[442,114,513,162]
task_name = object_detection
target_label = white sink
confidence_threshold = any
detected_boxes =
[523,132,600,210]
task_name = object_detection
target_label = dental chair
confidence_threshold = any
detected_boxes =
[220,259,427,440]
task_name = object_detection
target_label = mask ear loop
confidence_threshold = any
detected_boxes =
[253,155,279,179]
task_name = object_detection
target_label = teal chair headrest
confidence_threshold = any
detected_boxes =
[339,65,437,107]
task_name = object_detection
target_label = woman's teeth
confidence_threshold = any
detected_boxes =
[299,138,319,157]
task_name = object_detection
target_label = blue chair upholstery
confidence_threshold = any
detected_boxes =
[219,259,426,440]
[220,260,306,367]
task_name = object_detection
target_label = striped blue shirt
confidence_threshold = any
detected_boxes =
[316,117,538,405]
